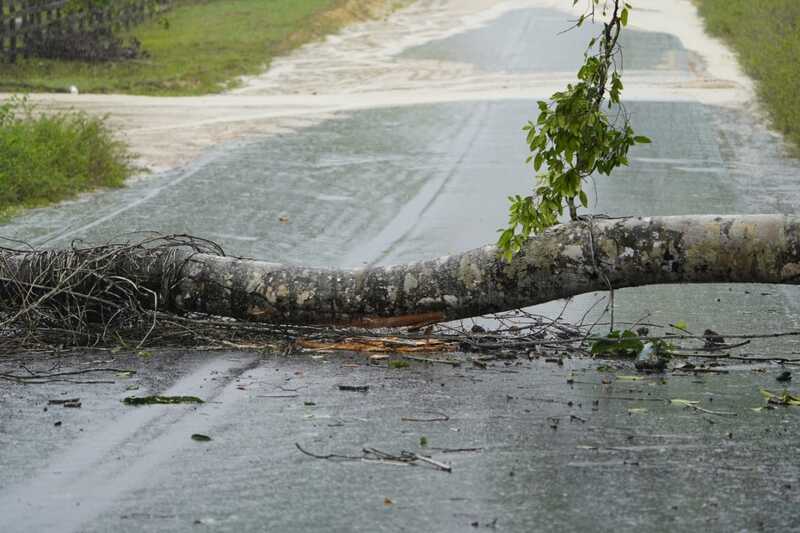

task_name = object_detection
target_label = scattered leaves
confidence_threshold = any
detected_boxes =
[191,434,212,442]
[760,389,800,406]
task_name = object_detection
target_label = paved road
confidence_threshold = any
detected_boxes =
[2,2,800,532]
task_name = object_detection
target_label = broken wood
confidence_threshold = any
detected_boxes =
[297,337,457,353]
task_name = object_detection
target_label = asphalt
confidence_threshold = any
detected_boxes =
[2,350,799,532]
[2,3,800,532]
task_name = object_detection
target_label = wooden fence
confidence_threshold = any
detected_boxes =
[0,0,172,62]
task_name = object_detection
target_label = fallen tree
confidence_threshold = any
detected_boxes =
[2,215,799,337]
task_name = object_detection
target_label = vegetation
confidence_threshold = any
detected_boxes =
[498,0,650,260]
[695,0,800,152]
[0,0,403,96]
[0,96,131,218]
[123,395,205,405]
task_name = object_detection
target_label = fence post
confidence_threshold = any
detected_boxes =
[0,0,5,62]
[32,0,43,58]
[7,0,15,63]
[21,0,29,59]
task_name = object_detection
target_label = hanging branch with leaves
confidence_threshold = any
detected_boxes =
[497,0,651,260]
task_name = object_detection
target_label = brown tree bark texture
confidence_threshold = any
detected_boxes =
[162,214,800,326]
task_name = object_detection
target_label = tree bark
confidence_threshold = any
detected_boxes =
[4,215,800,327]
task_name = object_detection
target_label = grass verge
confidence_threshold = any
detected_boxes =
[0,0,407,96]
[695,0,800,152]
[0,96,132,219]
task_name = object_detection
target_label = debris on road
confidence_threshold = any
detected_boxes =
[760,389,800,407]
[299,337,457,353]
[48,398,82,408]
[295,443,452,473]
[337,384,369,392]
[123,395,204,406]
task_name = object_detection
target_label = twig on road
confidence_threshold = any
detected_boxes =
[401,410,450,422]
[295,443,453,472]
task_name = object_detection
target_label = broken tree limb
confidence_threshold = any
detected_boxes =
[3,215,800,327]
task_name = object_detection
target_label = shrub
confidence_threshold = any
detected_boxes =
[0,95,132,216]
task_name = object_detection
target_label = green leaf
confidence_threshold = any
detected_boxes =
[620,8,629,26]
[579,190,589,208]
[670,399,700,407]
[590,336,644,356]
[634,135,652,144]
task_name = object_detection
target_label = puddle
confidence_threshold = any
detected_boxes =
[401,8,690,75]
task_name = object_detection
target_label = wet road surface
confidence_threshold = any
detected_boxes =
[2,2,800,532]
[2,350,799,532]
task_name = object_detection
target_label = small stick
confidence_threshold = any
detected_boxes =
[401,451,452,473]
[0,367,135,379]
[430,447,482,453]
[295,443,362,461]
[401,411,450,422]
[401,355,461,366]
[685,404,737,417]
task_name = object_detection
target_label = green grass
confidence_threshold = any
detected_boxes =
[0,96,132,218]
[695,0,800,152]
[0,0,384,96]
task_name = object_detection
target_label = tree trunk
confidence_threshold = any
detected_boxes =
[4,215,800,327]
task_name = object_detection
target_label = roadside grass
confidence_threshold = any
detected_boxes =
[0,96,132,219]
[695,0,800,153]
[0,0,406,96]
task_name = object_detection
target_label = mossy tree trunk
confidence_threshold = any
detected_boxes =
[4,215,800,327]
[155,214,800,326]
